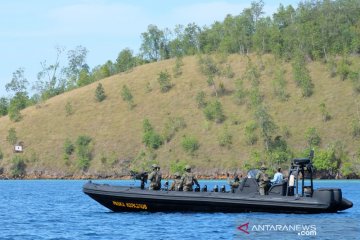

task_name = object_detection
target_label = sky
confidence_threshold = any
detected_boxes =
[0,0,300,97]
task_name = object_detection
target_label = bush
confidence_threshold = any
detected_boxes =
[64,139,75,155]
[173,57,183,78]
[95,83,106,102]
[218,127,233,148]
[351,119,360,139]
[169,160,187,174]
[75,135,93,170]
[305,127,321,147]
[7,128,17,145]
[272,67,289,101]
[162,117,186,142]
[142,119,163,149]
[319,102,331,122]
[158,70,172,92]
[121,85,134,109]
[143,131,163,149]
[11,155,27,177]
[245,121,258,145]
[203,100,225,123]
[65,101,74,116]
[233,79,247,105]
[181,135,199,155]
[195,91,207,108]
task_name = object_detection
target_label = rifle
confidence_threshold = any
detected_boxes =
[130,171,148,190]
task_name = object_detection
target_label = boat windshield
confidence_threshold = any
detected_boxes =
[247,169,261,178]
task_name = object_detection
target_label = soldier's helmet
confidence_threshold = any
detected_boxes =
[184,165,191,171]
[152,164,159,169]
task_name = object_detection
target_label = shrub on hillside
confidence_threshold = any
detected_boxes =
[203,100,225,123]
[173,57,184,78]
[195,91,207,108]
[0,148,3,160]
[351,119,360,139]
[75,135,93,171]
[158,70,172,92]
[218,126,233,148]
[181,135,199,155]
[142,119,163,149]
[11,155,27,177]
[64,138,75,155]
[169,160,187,175]
[319,102,331,122]
[95,83,106,102]
[245,121,258,145]
[7,128,17,145]
[305,127,321,147]
[121,85,135,109]
[162,117,186,142]
[65,101,74,116]
[233,79,247,105]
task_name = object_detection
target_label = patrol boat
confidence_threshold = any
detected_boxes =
[83,153,353,214]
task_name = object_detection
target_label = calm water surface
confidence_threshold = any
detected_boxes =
[0,180,359,240]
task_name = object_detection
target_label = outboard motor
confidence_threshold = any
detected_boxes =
[213,185,219,192]
[220,185,226,193]
[202,185,207,192]
[194,186,200,192]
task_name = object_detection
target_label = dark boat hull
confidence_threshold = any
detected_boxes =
[83,182,352,214]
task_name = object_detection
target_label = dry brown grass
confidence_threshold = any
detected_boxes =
[0,54,359,176]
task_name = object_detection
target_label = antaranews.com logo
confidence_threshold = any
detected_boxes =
[237,222,317,236]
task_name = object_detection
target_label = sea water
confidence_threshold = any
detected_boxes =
[0,180,359,240]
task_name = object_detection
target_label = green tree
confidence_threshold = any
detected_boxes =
[34,46,66,100]
[64,45,89,89]
[158,70,172,92]
[95,83,106,102]
[292,50,314,97]
[116,48,136,73]
[140,25,168,61]
[121,85,134,109]
[0,97,8,116]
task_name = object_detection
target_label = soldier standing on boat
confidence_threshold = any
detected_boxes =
[170,172,182,191]
[180,165,200,191]
[227,173,241,192]
[148,164,162,190]
[256,164,270,195]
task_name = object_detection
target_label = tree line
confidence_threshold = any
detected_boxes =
[1,0,359,121]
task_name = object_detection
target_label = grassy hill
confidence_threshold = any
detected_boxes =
[1,54,360,178]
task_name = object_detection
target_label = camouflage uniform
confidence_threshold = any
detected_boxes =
[227,177,241,192]
[180,165,200,191]
[148,164,162,190]
[256,165,270,195]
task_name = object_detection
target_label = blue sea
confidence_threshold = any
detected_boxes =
[0,179,359,240]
